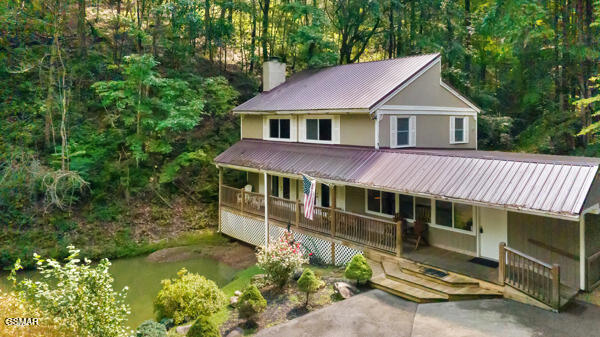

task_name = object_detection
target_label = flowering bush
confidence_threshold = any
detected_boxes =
[256,231,308,287]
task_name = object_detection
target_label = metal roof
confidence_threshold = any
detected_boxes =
[215,140,600,218]
[233,54,441,113]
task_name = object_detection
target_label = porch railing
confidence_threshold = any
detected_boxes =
[499,243,560,309]
[220,185,398,254]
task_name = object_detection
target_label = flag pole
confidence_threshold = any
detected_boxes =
[263,171,269,248]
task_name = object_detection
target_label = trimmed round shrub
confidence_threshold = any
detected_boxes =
[297,268,323,306]
[186,316,220,337]
[154,268,227,324]
[238,284,267,322]
[344,254,372,285]
[136,320,167,337]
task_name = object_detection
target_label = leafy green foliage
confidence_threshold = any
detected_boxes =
[154,268,227,324]
[136,320,167,337]
[256,232,308,287]
[186,316,221,337]
[344,254,372,285]
[297,268,323,306]
[10,246,130,337]
[237,284,267,321]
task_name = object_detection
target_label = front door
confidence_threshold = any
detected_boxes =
[479,207,507,260]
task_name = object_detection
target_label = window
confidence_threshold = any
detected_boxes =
[306,118,332,141]
[269,118,290,139]
[271,176,279,197]
[391,116,416,148]
[398,194,414,220]
[366,189,395,216]
[433,201,474,233]
[321,184,330,207]
[415,197,431,223]
[450,116,469,144]
[282,178,290,199]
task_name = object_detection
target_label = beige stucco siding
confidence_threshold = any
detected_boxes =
[340,114,375,146]
[426,228,476,255]
[384,62,470,108]
[379,114,476,149]
[507,212,580,290]
[241,115,263,139]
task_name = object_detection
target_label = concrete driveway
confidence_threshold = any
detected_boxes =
[255,290,600,337]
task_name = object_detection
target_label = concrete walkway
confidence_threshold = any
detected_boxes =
[255,290,600,337]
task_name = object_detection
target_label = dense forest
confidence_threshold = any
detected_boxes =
[1,0,599,267]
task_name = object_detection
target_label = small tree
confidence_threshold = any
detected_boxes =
[154,268,226,324]
[186,316,221,337]
[297,268,323,306]
[344,254,372,285]
[256,231,308,287]
[9,246,130,337]
[136,320,167,337]
[237,284,267,325]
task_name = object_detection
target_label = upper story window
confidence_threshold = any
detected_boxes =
[390,116,416,148]
[450,116,469,144]
[269,118,290,139]
[366,189,395,217]
[299,115,340,144]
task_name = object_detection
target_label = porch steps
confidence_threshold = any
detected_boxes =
[367,257,503,303]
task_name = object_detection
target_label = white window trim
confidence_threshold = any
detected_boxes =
[390,115,416,148]
[299,115,340,144]
[364,189,395,218]
[449,116,469,144]
[430,200,476,236]
[263,115,297,142]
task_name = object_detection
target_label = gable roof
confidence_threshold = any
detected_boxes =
[215,140,600,219]
[233,53,442,113]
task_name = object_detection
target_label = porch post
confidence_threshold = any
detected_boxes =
[552,264,561,309]
[396,220,402,257]
[331,185,336,264]
[295,199,300,228]
[264,172,269,248]
[498,242,506,284]
[218,166,223,233]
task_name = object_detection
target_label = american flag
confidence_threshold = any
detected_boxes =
[302,174,316,220]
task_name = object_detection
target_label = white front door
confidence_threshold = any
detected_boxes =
[479,207,508,260]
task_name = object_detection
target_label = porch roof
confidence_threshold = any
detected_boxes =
[214,140,600,218]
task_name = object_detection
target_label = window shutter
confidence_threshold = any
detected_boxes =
[390,116,397,148]
[449,117,455,144]
[263,116,269,140]
[290,116,298,142]
[409,116,416,147]
[298,116,306,142]
[463,117,469,143]
[333,115,341,144]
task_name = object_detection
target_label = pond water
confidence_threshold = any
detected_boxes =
[1,253,239,328]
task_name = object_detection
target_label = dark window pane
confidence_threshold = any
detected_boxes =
[397,117,409,131]
[397,131,409,146]
[415,197,431,223]
[282,178,290,199]
[367,189,380,213]
[271,176,279,197]
[319,119,332,141]
[454,203,473,231]
[399,194,414,219]
[269,119,279,138]
[382,192,395,215]
[321,184,330,207]
[280,119,290,139]
[455,129,464,142]
[455,117,464,130]
[306,119,318,140]
[435,201,452,227]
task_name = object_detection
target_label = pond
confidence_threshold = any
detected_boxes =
[0,253,239,328]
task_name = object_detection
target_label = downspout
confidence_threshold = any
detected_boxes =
[580,203,600,290]
[374,111,381,150]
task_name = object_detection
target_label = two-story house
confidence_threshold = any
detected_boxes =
[215,53,600,310]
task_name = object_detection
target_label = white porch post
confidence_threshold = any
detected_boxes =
[264,171,269,248]
[374,112,380,150]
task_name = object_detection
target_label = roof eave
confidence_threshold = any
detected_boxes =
[232,108,371,115]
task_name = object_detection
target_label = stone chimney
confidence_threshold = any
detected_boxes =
[263,59,286,91]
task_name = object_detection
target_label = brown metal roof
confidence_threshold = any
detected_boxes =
[215,140,600,217]
[233,54,441,112]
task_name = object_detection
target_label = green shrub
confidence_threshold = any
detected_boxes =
[238,284,267,322]
[186,316,221,337]
[136,320,167,337]
[256,231,307,287]
[344,254,372,285]
[297,268,323,306]
[154,268,227,324]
